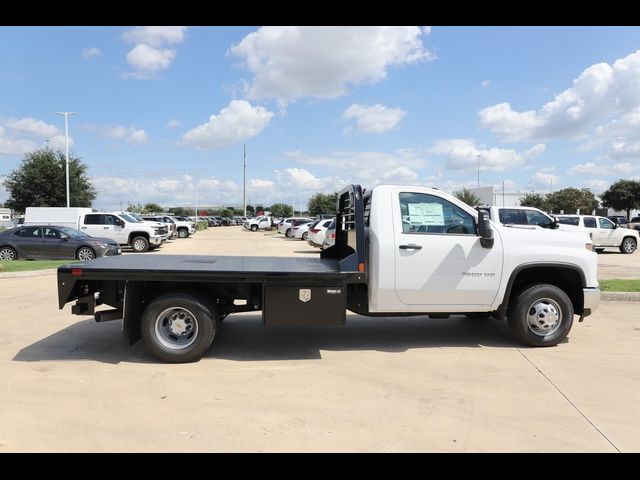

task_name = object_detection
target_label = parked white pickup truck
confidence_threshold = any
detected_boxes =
[58,184,600,363]
[477,206,558,229]
[556,214,638,253]
[80,212,164,252]
[244,215,272,232]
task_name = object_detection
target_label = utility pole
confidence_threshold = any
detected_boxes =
[55,112,77,207]
[477,154,480,189]
[243,144,247,217]
[195,176,198,222]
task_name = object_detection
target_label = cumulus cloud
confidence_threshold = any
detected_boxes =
[99,125,149,145]
[91,174,241,210]
[567,161,636,176]
[82,47,102,58]
[181,100,273,149]
[428,139,545,172]
[583,179,609,194]
[122,26,188,79]
[167,119,181,128]
[343,104,406,133]
[527,171,560,191]
[229,26,434,100]
[0,126,36,155]
[479,50,640,144]
[5,117,59,138]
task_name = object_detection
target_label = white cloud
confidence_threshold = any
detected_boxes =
[583,179,609,194]
[47,134,73,149]
[82,47,102,58]
[285,149,427,186]
[481,79,492,88]
[527,171,560,191]
[123,26,188,48]
[229,26,434,100]
[122,26,187,79]
[428,139,545,172]
[91,174,241,210]
[0,126,36,155]
[167,119,181,128]
[5,117,59,138]
[343,104,406,133]
[479,50,640,143]
[181,100,274,149]
[101,125,149,145]
[567,161,636,176]
[249,179,275,189]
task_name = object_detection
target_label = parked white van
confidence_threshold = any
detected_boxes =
[556,214,638,254]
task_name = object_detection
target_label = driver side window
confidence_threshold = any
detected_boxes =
[399,192,476,235]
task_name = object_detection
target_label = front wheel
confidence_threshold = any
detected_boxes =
[0,246,17,260]
[508,284,574,347]
[131,236,149,252]
[250,225,258,232]
[285,228,292,238]
[141,292,217,363]
[302,232,308,241]
[620,237,637,254]
[178,228,188,238]
[76,247,95,261]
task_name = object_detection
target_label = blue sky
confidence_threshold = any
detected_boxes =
[1,26,640,210]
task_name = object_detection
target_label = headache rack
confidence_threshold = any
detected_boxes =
[320,184,366,273]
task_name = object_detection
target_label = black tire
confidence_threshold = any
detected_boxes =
[76,247,95,261]
[507,284,573,347]
[620,237,637,254]
[178,228,189,238]
[141,292,217,363]
[0,246,17,260]
[302,232,308,241]
[250,225,258,232]
[285,228,292,238]
[131,236,149,252]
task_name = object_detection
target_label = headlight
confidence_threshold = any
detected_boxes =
[91,241,110,248]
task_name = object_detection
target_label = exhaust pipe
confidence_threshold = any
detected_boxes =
[94,309,123,323]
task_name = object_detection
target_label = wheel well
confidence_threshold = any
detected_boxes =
[177,226,187,230]
[501,266,584,317]
[128,232,149,243]
[622,235,636,242]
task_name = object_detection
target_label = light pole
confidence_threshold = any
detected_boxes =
[243,144,247,217]
[477,154,480,189]
[55,112,77,207]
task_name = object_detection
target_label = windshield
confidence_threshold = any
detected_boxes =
[129,213,144,222]
[58,226,90,238]
[119,213,140,223]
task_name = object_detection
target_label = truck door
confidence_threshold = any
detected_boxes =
[582,216,599,244]
[597,217,617,246]
[106,214,128,244]
[392,190,503,307]
[81,214,108,239]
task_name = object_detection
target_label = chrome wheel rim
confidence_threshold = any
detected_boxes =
[154,307,199,350]
[527,297,562,336]
[0,248,16,260]
[78,248,94,261]
[133,239,147,251]
[623,238,636,253]
[179,230,187,238]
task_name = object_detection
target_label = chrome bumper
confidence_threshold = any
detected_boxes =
[581,287,600,321]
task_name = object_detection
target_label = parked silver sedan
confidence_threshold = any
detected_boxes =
[0,225,121,261]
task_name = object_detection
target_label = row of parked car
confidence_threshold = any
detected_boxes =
[478,206,639,254]
[0,207,198,261]
[242,215,337,250]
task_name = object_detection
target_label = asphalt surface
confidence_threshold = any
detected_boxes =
[0,226,638,452]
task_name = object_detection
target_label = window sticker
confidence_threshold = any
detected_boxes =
[408,203,444,225]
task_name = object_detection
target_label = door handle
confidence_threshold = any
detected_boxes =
[104,227,110,229]
[81,227,87,229]
[399,244,422,250]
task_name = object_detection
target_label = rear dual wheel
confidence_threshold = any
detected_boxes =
[141,292,218,363]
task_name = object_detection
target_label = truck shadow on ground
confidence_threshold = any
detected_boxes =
[13,314,521,364]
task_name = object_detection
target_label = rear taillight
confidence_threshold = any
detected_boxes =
[311,229,320,233]
[329,233,335,239]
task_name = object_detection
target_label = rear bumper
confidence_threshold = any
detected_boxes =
[581,287,600,319]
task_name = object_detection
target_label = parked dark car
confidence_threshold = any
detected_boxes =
[0,225,121,261]
[609,216,630,227]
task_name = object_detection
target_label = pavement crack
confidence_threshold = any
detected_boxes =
[515,347,621,453]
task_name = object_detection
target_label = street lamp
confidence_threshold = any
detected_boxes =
[477,154,480,189]
[55,112,77,207]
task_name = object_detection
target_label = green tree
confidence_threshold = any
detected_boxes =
[600,180,640,220]
[269,203,293,217]
[307,192,338,216]
[3,147,96,212]
[453,188,481,207]
[519,193,548,210]
[126,202,143,213]
[246,205,255,215]
[169,207,189,216]
[143,203,163,214]
[546,187,599,214]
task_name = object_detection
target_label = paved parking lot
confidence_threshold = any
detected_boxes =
[0,227,639,452]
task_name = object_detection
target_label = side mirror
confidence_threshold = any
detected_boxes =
[477,210,494,248]
[613,224,618,229]
[116,219,125,227]
[549,217,559,229]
